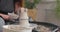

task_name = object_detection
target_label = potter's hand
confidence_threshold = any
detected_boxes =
[8,13,19,19]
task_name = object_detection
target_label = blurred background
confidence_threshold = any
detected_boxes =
[0,0,60,32]
[0,0,60,26]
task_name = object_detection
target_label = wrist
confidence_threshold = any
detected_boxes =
[0,14,3,18]
[0,14,3,16]
[0,14,2,16]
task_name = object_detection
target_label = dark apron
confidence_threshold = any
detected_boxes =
[0,0,14,25]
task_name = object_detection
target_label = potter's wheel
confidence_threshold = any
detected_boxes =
[3,24,37,32]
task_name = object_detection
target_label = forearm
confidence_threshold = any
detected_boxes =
[0,13,10,20]
[0,13,15,22]
[0,13,19,22]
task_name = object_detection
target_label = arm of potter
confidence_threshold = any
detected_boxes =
[0,13,10,20]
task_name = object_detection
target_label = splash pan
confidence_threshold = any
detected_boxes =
[3,24,37,32]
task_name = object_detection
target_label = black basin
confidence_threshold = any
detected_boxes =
[29,21,60,32]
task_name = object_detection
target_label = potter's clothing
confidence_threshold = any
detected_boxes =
[0,0,14,13]
[0,0,14,24]
[0,17,5,32]
[0,10,8,15]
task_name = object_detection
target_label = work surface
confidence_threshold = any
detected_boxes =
[3,23,37,32]
[3,22,60,32]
